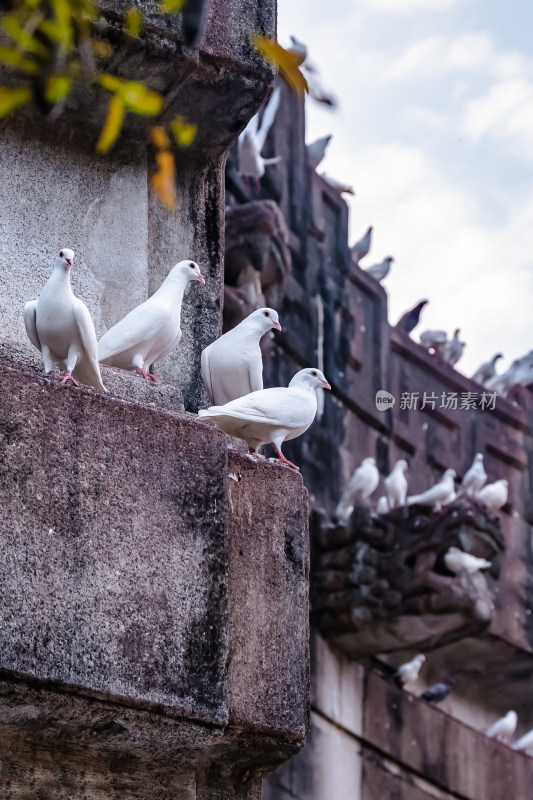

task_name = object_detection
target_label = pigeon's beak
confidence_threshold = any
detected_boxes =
[273,321,282,331]
[66,258,73,267]
[198,274,206,285]
[322,379,331,390]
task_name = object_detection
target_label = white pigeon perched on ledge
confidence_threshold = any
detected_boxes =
[407,469,456,511]
[471,353,503,386]
[320,173,355,195]
[98,260,204,382]
[335,457,379,523]
[376,495,389,514]
[351,226,373,265]
[460,453,487,496]
[419,329,447,357]
[442,328,466,366]
[198,368,331,469]
[238,87,281,185]
[24,248,106,391]
[365,256,394,283]
[394,654,425,689]
[385,459,408,508]
[201,308,281,405]
[307,135,332,170]
[486,711,517,743]
[444,547,491,575]
[476,479,508,511]
[512,728,533,754]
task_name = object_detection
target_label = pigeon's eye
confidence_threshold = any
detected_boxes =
[311,370,317,377]
[189,263,195,269]
[263,311,270,317]
[59,251,64,258]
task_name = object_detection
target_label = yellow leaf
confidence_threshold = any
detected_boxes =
[170,115,197,147]
[0,87,32,117]
[97,95,125,152]
[1,18,48,56]
[0,47,38,74]
[151,151,176,209]
[150,126,171,150]
[125,7,142,37]
[45,75,71,103]
[123,83,162,115]
[159,0,185,13]
[251,35,308,97]
[98,73,123,93]
[91,41,113,59]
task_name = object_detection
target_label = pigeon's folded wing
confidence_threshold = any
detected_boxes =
[256,87,281,152]
[201,347,215,404]
[248,354,264,394]
[24,300,41,351]
[73,301,107,391]
[203,388,308,429]
[98,304,166,361]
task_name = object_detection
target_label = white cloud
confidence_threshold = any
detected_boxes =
[359,0,464,12]
[464,79,533,158]
[323,143,533,373]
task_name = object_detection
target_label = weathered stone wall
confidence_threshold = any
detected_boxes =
[223,80,533,797]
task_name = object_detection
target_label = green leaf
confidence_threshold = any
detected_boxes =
[170,115,197,147]
[0,87,32,117]
[97,95,125,152]
[45,75,71,103]
[125,7,142,37]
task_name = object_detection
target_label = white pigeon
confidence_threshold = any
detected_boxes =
[320,173,355,195]
[201,308,281,405]
[506,352,533,393]
[24,248,106,391]
[460,453,487,496]
[407,469,456,511]
[486,711,517,743]
[351,226,373,265]
[512,728,533,754]
[419,329,447,357]
[476,479,508,511]
[385,459,408,508]
[335,457,380,524]
[376,495,390,514]
[365,257,394,283]
[471,353,503,386]
[198,368,330,469]
[442,328,466,366]
[485,358,521,395]
[394,654,425,688]
[238,88,281,184]
[307,135,332,170]
[98,260,205,381]
[444,547,491,575]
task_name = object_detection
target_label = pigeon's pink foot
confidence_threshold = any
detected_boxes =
[135,367,157,383]
[61,371,79,387]
[272,444,299,470]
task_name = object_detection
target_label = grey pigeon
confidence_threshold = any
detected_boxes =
[396,300,428,334]
[365,256,394,282]
[421,678,455,704]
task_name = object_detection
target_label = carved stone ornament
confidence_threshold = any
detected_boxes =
[311,498,505,659]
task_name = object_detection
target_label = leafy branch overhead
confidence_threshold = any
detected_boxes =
[0,0,198,208]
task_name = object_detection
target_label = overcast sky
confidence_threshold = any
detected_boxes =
[278,0,533,375]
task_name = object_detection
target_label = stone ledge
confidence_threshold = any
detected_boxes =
[0,362,310,795]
